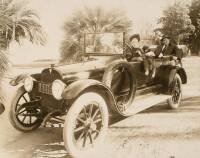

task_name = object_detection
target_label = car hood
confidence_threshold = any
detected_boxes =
[56,56,124,74]
[54,56,124,80]
[10,56,124,81]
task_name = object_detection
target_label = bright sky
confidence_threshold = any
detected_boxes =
[9,0,190,63]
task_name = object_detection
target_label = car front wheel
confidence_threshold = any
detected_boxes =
[63,91,108,158]
[167,74,182,109]
[9,87,42,132]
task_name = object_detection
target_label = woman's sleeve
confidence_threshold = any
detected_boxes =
[124,47,132,61]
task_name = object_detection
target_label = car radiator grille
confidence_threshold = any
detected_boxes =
[38,68,63,108]
[38,82,52,95]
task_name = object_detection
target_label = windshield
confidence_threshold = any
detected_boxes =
[84,32,124,55]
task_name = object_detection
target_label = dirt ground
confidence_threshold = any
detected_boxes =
[0,56,200,158]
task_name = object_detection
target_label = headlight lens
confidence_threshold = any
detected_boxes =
[24,77,34,92]
[52,79,66,100]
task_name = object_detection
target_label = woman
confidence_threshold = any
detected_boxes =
[125,34,143,61]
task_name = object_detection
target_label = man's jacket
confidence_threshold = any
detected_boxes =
[154,43,182,59]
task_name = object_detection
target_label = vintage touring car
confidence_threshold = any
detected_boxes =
[9,32,187,158]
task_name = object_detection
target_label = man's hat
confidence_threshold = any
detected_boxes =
[129,34,140,42]
[161,35,170,41]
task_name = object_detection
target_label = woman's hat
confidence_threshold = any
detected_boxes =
[129,34,140,42]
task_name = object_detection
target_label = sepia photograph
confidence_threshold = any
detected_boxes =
[0,0,200,157]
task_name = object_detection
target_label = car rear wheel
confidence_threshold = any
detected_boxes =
[63,92,108,158]
[9,87,42,132]
[167,74,182,109]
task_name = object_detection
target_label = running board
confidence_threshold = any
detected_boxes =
[125,93,171,115]
[135,84,163,96]
[115,84,163,98]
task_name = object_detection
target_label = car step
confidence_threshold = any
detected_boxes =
[135,84,163,96]
[125,93,171,115]
[115,84,163,98]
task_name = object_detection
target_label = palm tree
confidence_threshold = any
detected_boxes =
[60,7,132,62]
[0,0,46,104]
[0,0,46,48]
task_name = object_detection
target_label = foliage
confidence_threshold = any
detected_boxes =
[157,1,195,44]
[0,0,46,102]
[189,0,200,54]
[60,7,132,62]
[0,0,46,49]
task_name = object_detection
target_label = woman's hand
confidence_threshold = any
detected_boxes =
[158,53,163,58]
[136,50,142,56]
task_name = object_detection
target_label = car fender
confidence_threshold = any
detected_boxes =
[62,79,115,110]
[9,74,29,86]
[9,73,40,86]
[155,65,187,90]
[102,60,137,87]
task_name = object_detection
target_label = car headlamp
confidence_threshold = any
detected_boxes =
[24,76,34,92]
[52,79,66,100]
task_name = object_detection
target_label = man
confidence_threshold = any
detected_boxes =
[154,35,180,61]
[125,34,143,61]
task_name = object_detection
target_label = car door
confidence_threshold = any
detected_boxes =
[129,61,152,88]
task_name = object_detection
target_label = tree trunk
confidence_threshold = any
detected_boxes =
[12,23,15,40]
[191,36,200,55]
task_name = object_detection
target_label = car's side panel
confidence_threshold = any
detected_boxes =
[155,65,187,92]
[129,61,149,87]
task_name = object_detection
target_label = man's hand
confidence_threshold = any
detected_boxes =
[172,56,177,60]
[146,51,155,57]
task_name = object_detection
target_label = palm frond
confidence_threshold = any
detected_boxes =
[0,0,46,102]
[60,7,132,62]
[0,0,46,45]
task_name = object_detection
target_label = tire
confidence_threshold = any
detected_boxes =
[63,92,109,158]
[9,87,42,132]
[0,103,5,115]
[167,74,182,109]
[103,61,136,116]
